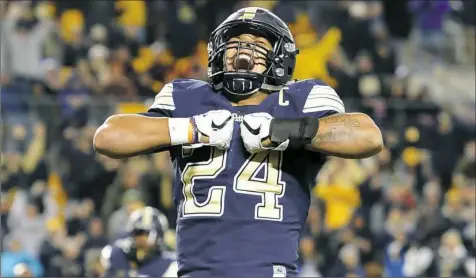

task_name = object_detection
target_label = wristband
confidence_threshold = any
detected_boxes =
[190,117,200,143]
[168,118,192,145]
[269,117,319,148]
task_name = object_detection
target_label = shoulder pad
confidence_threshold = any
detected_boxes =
[101,239,133,269]
[172,78,211,91]
[149,79,211,112]
[287,78,327,86]
[100,245,113,269]
[287,79,345,114]
[150,82,175,111]
[286,79,330,93]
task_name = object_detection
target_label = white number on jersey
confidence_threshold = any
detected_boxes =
[182,149,285,221]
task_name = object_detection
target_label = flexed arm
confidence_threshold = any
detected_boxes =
[240,112,382,159]
[239,82,382,158]
[93,114,181,159]
[94,82,235,159]
[299,82,383,158]
[307,112,383,159]
[94,111,234,159]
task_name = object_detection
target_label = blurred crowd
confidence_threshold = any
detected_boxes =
[0,0,475,277]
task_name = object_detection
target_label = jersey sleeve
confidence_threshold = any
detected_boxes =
[142,82,176,118]
[162,261,179,277]
[300,82,345,118]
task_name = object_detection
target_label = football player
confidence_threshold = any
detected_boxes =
[94,7,383,277]
[100,207,177,277]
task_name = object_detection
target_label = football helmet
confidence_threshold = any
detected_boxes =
[208,7,298,96]
[126,206,169,248]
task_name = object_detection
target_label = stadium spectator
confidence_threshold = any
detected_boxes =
[409,0,451,64]
[1,236,44,278]
[1,2,55,81]
[106,188,145,240]
[298,236,322,277]
[7,191,49,258]
[328,244,366,277]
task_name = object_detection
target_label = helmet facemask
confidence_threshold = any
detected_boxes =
[223,38,272,95]
[208,23,296,97]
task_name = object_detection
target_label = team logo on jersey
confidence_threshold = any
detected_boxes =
[232,113,243,122]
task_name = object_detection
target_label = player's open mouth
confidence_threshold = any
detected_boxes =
[234,54,255,71]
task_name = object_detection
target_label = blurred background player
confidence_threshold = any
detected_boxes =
[100,206,177,277]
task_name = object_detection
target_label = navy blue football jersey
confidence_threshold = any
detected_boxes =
[101,238,178,277]
[146,78,345,277]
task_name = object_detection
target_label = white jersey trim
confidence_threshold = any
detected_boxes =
[150,83,175,111]
[302,85,345,114]
[162,261,179,277]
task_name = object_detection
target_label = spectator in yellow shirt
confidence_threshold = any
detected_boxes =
[314,159,365,230]
[115,0,146,43]
[293,27,342,88]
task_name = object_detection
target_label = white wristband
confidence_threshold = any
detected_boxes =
[168,118,190,145]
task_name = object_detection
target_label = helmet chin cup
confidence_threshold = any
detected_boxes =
[222,72,264,96]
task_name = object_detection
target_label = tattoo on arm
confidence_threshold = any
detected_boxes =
[310,113,382,159]
[314,128,351,144]
[314,114,361,144]
[321,114,361,128]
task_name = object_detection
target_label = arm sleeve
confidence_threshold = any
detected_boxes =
[301,83,345,118]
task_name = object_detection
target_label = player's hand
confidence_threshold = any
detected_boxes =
[240,113,289,153]
[191,110,234,149]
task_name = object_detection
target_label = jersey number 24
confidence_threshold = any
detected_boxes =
[181,148,285,221]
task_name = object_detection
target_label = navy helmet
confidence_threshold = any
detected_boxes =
[126,206,169,247]
[208,7,298,96]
